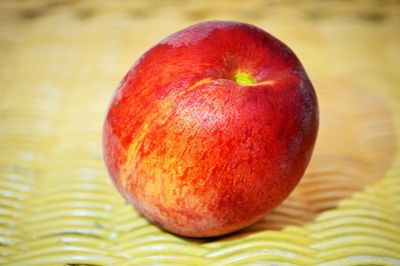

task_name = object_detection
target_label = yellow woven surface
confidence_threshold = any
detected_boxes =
[0,1,399,265]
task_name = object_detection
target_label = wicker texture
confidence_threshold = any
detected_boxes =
[0,0,399,265]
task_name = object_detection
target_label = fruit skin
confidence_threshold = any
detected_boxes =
[103,21,319,237]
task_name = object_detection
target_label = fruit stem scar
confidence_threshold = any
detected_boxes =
[234,71,254,85]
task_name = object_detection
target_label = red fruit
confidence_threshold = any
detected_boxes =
[103,21,318,237]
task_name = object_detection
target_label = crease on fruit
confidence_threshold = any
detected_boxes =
[248,79,275,87]
[234,71,275,87]
[187,77,213,93]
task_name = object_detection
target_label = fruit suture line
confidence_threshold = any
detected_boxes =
[103,21,318,237]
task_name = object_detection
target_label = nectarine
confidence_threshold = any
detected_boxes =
[103,21,318,237]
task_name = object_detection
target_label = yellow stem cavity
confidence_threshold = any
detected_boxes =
[234,71,254,85]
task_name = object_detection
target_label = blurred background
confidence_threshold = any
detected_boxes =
[0,0,399,265]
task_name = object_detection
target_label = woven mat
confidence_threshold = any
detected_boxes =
[1,1,399,265]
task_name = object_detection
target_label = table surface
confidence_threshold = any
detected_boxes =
[0,0,399,265]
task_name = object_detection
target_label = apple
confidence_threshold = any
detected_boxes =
[103,21,318,237]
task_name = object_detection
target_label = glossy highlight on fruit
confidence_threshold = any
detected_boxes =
[103,21,319,237]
